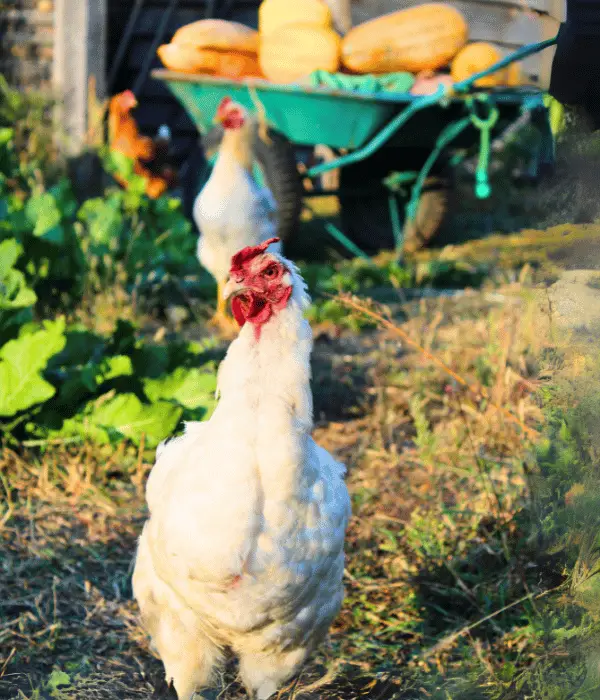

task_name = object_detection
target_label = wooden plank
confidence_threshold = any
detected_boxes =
[538,13,560,88]
[546,0,565,21]
[0,58,52,82]
[3,9,54,26]
[136,3,259,30]
[53,0,107,152]
[352,0,550,28]
[351,0,553,23]
[126,39,162,70]
[136,7,202,34]
[3,31,54,47]
[325,0,353,33]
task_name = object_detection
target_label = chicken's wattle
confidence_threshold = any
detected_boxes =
[231,285,292,336]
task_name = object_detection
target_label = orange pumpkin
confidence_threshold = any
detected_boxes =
[342,3,468,74]
[505,61,523,87]
[215,52,264,79]
[451,42,504,87]
[157,44,214,73]
[171,19,259,54]
[157,44,263,79]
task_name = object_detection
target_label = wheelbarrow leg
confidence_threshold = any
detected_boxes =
[323,222,371,260]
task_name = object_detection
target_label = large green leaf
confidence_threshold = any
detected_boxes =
[78,196,124,247]
[58,393,182,447]
[0,238,20,276]
[99,354,133,381]
[0,318,66,416]
[47,328,105,370]
[0,268,37,311]
[25,192,63,239]
[143,366,217,411]
[51,354,134,413]
[0,239,37,313]
[103,150,147,198]
[0,128,13,147]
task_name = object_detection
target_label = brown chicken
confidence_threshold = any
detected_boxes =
[108,90,177,199]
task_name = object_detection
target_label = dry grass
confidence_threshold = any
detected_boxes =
[0,283,556,699]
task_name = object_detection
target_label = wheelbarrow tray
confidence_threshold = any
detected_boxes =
[152,69,544,151]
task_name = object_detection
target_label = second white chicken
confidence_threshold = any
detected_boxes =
[193,97,281,330]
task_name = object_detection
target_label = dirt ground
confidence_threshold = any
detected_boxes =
[2,218,600,699]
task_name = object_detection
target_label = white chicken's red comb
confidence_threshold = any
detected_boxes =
[230,238,280,273]
[216,96,233,114]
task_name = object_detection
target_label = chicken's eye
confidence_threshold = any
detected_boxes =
[263,264,278,279]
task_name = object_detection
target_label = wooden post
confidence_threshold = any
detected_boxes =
[325,0,353,34]
[538,0,564,89]
[53,0,107,153]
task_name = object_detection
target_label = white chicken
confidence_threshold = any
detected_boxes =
[193,97,281,332]
[132,237,351,700]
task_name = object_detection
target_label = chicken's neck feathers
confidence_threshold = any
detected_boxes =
[217,123,253,174]
[217,284,312,421]
[212,267,314,500]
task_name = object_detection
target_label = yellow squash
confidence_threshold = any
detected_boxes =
[342,3,468,74]
[260,24,341,83]
[259,0,333,36]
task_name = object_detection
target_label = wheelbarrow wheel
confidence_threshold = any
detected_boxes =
[197,125,303,244]
[339,177,450,254]
[339,150,451,254]
[402,181,450,254]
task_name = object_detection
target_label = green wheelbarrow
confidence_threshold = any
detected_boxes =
[152,37,559,259]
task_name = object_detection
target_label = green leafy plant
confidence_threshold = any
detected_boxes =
[0,128,86,308]
[0,74,59,180]
[0,238,36,335]
[0,226,216,448]
[0,316,218,447]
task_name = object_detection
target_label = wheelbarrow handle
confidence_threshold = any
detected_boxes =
[306,86,452,178]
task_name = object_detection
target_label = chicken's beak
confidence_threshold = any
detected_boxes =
[222,278,249,301]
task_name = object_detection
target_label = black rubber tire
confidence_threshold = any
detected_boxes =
[339,149,451,254]
[402,181,450,254]
[199,125,303,244]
